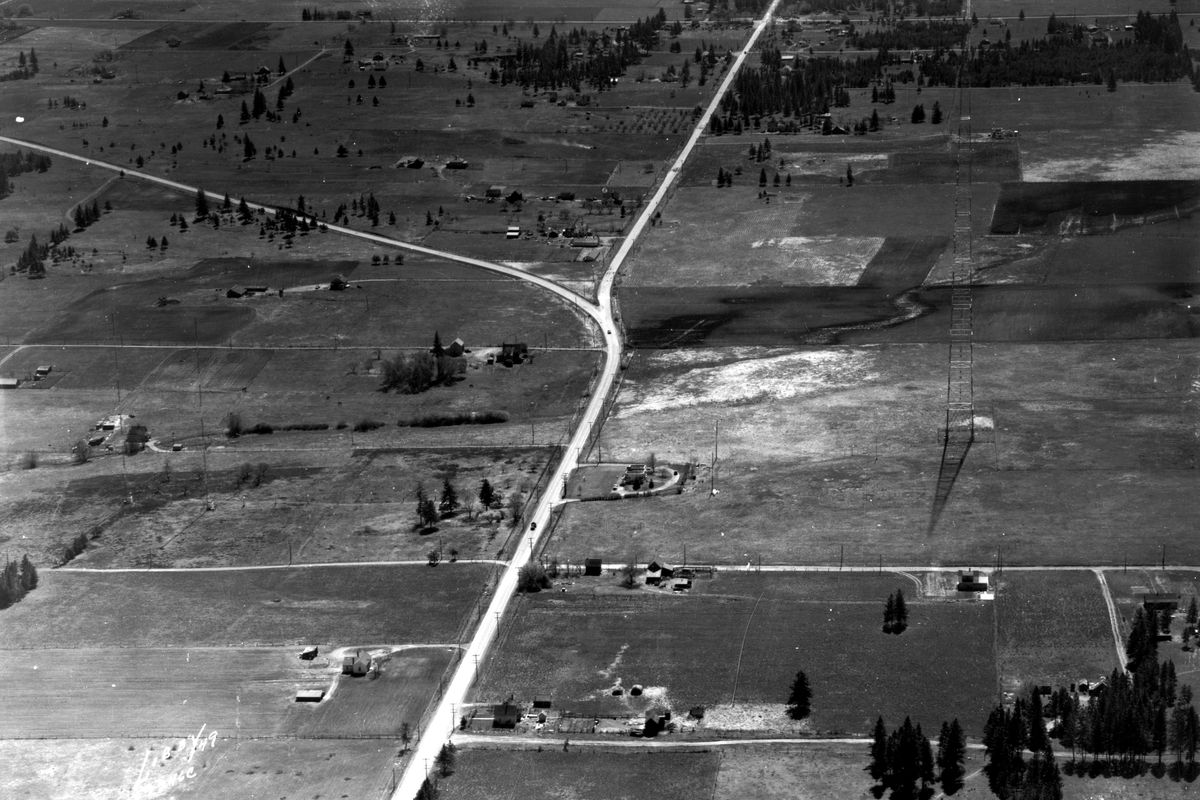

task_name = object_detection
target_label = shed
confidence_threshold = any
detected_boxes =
[329,274,348,291]
[570,235,600,247]
[499,342,528,366]
[227,285,248,298]
[485,185,507,199]
[532,697,552,709]
[506,225,521,239]
[445,158,469,169]
[295,689,325,702]
[956,570,989,592]
[0,377,19,389]
[492,700,522,728]
[446,338,466,357]
[299,645,319,660]
[584,558,602,576]
[34,365,52,377]
[1141,593,1181,612]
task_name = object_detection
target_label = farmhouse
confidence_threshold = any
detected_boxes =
[492,699,522,728]
[446,338,466,357]
[956,570,989,592]
[645,561,674,585]
[342,650,370,676]
[299,645,319,660]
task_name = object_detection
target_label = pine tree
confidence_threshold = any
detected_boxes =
[1187,596,1198,625]
[919,727,936,794]
[786,670,811,720]
[938,718,966,794]
[439,479,458,515]
[1028,689,1048,753]
[195,187,209,218]
[845,164,854,187]
[435,742,456,776]
[19,555,36,591]
[869,717,889,783]
[479,479,496,508]
[893,589,908,632]
[883,592,896,633]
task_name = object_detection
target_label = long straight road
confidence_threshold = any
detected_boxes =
[1,4,785,795]
[390,2,781,797]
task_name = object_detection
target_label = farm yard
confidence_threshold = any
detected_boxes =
[474,572,996,736]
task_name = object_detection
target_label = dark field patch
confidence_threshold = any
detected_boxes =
[186,21,270,49]
[622,281,1198,348]
[886,141,1021,184]
[31,296,252,346]
[449,751,718,800]
[857,236,948,289]
[991,180,1200,235]
[189,257,358,284]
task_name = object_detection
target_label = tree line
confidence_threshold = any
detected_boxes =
[869,716,967,798]
[0,555,38,609]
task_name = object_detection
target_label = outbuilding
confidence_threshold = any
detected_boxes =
[492,700,522,728]
[0,377,19,389]
[295,689,325,702]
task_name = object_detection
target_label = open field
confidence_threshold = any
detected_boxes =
[445,748,719,800]
[0,644,451,738]
[475,572,996,736]
[0,737,402,800]
[994,571,1120,695]
[0,444,558,567]
[0,564,493,648]
[550,338,1199,566]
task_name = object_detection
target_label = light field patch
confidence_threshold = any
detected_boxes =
[616,347,879,416]
[1024,131,1200,182]
[749,235,884,285]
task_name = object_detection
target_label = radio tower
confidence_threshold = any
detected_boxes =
[929,59,977,533]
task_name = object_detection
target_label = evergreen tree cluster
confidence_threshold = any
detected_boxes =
[982,695,1063,799]
[0,149,52,201]
[486,14,667,93]
[14,233,50,277]
[846,20,970,51]
[72,200,101,231]
[868,715,960,798]
[1,48,38,82]
[0,555,38,609]
[883,589,908,634]
[918,11,1191,87]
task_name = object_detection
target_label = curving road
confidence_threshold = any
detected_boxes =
[1,0,783,794]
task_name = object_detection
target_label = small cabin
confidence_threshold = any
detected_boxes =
[295,689,325,703]
[956,570,989,592]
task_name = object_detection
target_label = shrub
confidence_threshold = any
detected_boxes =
[246,423,273,435]
[279,422,329,431]
[399,410,509,427]
[352,418,384,432]
[225,411,243,437]
[335,420,348,429]
[517,562,551,593]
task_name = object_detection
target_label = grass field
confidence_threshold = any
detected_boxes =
[0,445,556,568]
[444,748,719,800]
[475,572,996,736]
[994,571,1120,696]
[0,563,494,648]
[549,338,1199,567]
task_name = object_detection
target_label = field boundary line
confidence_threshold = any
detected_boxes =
[728,590,765,704]
[54,559,507,573]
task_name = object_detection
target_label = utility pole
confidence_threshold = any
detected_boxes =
[711,420,719,495]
